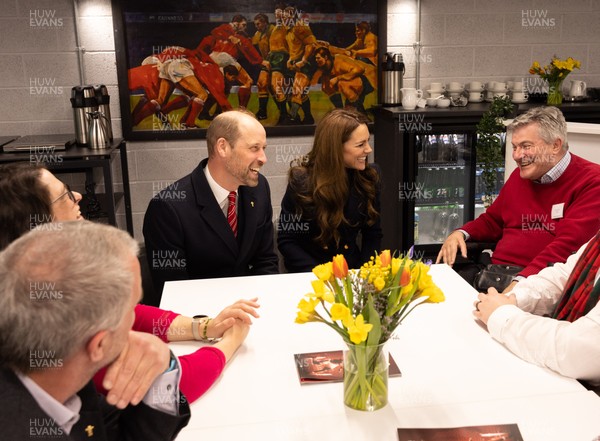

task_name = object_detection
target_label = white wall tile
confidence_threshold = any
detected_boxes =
[445,14,504,46]
[83,51,118,85]
[473,46,533,77]
[421,0,476,14]
[78,16,115,51]
[503,11,562,44]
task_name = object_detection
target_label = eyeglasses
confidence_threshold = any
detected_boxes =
[50,184,76,205]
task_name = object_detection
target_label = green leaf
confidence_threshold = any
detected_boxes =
[366,295,382,345]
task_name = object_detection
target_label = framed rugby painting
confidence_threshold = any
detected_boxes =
[112,0,386,139]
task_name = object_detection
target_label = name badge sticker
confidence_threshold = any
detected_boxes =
[551,203,565,220]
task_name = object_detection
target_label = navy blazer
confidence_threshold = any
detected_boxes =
[143,158,279,297]
[277,164,383,272]
[0,368,190,441]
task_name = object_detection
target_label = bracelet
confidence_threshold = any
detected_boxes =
[202,318,212,341]
[192,315,207,341]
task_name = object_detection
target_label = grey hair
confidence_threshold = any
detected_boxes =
[507,106,568,150]
[0,221,139,373]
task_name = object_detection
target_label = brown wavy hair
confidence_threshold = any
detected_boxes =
[288,108,379,247]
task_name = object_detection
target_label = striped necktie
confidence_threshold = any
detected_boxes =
[227,191,237,237]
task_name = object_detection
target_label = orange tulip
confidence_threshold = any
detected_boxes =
[379,249,391,267]
[399,266,411,287]
[332,254,348,279]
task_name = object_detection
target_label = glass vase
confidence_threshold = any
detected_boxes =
[343,343,388,411]
[547,79,564,106]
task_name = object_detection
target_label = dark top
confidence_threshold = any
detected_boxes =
[277,164,383,272]
[143,158,279,297]
[0,368,190,441]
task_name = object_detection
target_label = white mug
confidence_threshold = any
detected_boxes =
[512,91,528,101]
[430,82,445,91]
[469,91,484,101]
[494,82,508,92]
[468,81,484,91]
[448,82,464,90]
[512,81,524,91]
[486,81,497,91]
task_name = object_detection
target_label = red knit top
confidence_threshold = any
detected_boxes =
[93,304,226,404]
[463,154,600,277]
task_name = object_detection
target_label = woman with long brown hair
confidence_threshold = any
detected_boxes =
[278,108,382,272]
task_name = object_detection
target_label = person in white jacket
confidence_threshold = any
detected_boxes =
[473,231,600,386]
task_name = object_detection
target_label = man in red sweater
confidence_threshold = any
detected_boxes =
[437,106,600,292]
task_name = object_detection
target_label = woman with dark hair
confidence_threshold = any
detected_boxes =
[278,108,382,272]
[0,162,258,403]
[0,163,82,250]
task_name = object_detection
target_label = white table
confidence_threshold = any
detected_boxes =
[161,265,600,441]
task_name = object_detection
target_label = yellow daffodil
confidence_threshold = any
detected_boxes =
[297,296,319,313]
[312,262,332,281]
[310,279,334,303]
[332,254,349,279]
[373,276,385,291]
[330,302,351,323]
[391,257,401,277]
[295,300,319,323]
[348,314,373,344]
[422,286,445,304]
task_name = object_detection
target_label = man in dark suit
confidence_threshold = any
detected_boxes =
[143,109,279,299]
[0,222,190,440]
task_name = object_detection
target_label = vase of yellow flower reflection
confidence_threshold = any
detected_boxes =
[343,342,388,411]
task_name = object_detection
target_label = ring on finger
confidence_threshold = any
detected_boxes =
[475,300,482,311]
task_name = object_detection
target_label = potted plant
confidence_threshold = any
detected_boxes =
[475,97,514,206]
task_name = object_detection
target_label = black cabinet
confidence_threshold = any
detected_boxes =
[373,101,600,258]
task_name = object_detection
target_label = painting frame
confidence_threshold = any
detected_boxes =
[111,0,386,140]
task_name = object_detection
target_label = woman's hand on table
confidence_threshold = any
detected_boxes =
[473,288,517,325]
[214,319,251,362]
[207,297,260,339]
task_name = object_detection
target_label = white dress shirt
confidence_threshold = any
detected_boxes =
[487,237,600,384]
[204,162,237,218]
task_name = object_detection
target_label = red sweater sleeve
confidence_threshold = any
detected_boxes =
[178,347,226,403]
[134,304,180,342]
[93,346,226,404]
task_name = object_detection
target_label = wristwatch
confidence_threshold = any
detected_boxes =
[192,315,208,341]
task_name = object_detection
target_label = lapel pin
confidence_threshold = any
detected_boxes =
[251,201,254,207]
[85,425,94,437]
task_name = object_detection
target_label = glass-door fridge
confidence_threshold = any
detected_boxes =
[406,132,506,260]
[411,133,474,260]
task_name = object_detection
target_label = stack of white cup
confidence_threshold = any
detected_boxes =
[466,81,485,102]
[427,82,446,98]
[508,81,528,103]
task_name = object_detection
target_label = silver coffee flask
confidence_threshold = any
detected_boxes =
[381,53,405,106]
[71,86,97,146]
[87,111,110,149]
[93,84,113,141]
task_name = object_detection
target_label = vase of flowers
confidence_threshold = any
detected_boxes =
[295,250,444,411]
[343,341,388,411]
[529,56,581,106]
